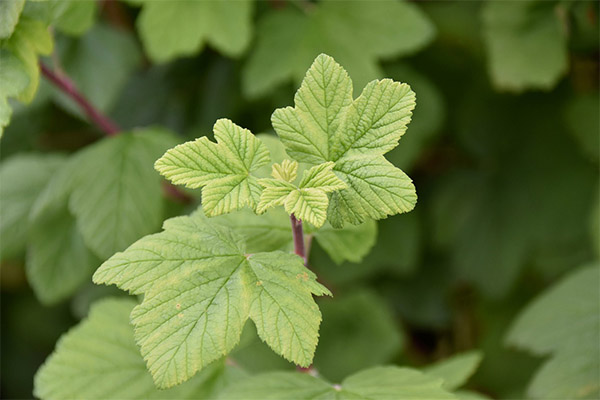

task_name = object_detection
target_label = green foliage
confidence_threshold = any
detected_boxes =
[130,0,253,63]
[93,210,330,388]
[219,366,456,399]
[482,1,568,91]
[0,154,64,259]
[156,119,270,216]
[506,263,600,399]
[272,54,417,228]
[34,298,244,400]
[424,351,483,391]
[244,0,434,98]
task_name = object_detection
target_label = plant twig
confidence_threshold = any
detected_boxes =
[290,214,316,374]
[39,62,120,136]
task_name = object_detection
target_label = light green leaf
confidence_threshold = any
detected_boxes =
[506,263,600,399]
[309,219,376,265]
[219,366,456,399]
[244,0,434,98]
[0,154,64,260]
[272,54,417,227]
[424,351,483,391]
[94,211,330,388]
[156,119,270,216]
[0,0,25,38]
[52,24,141,118]
[34,298,243,400]
[4,16,53,102]
[272,159,298,182]
[482,1,568,91]
[69,128,178,259]
[133,0,253,62]
[315,290,403,381]
[258,161,347,227]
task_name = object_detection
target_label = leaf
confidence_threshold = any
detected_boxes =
[51,24,141,118]
[315,290,403,381]
[93,211,330,388]
[27,205,99,305]
[69,128,178,259]
[34,298,243,400]
[482,1,568,91]
[243,0,434,98]
[272,54,417,228]
[132,0,253,63]
[506,263,600,399]
[4,16,53,102]
[308,219,377,265]
[0,0,25,39]
[0,50,29,135]
[51,0,97,36]
[219,366,456,399]
[564,93,599,162]
[258,161,347,227]
[0,154,64,260]
[423,351,483,391]
[155,118,270,216]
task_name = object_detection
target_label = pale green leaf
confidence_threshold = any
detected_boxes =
[134,0,253,62]
[284,188,330,228]
[219,366,456,399]
[69,128,178,259]
[94,211,329,388]
[0,154,64,259]
[155,118,270,216]
[34,298,243,400]
[308,219,376,265]
[0,0,25,38]
[51,0,97,36]
[256,178,295,214]
[298,162,346,192]
[272,54,417,227]
[482,1,568,92]
[423,351,483,391]
[272,159,298,182]
[506,263,600,399]
[244,0,434,98]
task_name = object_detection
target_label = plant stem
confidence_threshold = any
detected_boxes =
[290,214,307,264]
[39,62,120,136]
[290,214,316,374]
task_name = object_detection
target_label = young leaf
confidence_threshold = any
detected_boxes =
[506,263,600,399]
[0,154,64,260]
[243,0,434,98]
[219,366,455,399]
[93,211,330,388]
[68,129,178,259]
[272,54,417,227]
[34,298,242,400]
[0,50,29,135]
[131,0,253,62]
[258,161,347,227]
[155,119,270,216]
[482,1,568,92]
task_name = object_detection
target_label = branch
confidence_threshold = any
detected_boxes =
[39,62,120,136]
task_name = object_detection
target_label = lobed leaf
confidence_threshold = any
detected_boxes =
[155,119,270,216]
[94,211,330,388]
[272,54,417,227]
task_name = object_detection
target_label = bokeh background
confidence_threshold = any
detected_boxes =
[1,1,598,399]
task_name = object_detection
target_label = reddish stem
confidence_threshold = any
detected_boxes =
[290,214,306,264]
[40,62,120,136]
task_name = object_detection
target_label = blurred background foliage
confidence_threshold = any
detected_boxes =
[0,0,598,399]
